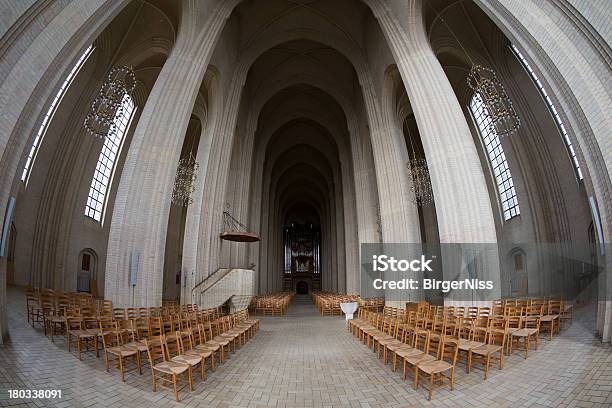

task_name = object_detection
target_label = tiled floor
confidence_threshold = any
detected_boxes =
[1,287,611,408]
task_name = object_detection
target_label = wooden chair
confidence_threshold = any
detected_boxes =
[121,320,147,374]
[204,321,231,364]
[195,323,220,370]
[416,338,459,400]
[66,317,97,360]
[560,301,573,328]
[510,315,540,359]
[172,331,205,381]
[387,326,415,370]
[145,336,191,402]
[215,317,240,352]
[540,300,561,340]
[101,322,140,382]
[468,328,505,380]
[454,318,485,371]
[375,318,399,360]
[402,330,436,383]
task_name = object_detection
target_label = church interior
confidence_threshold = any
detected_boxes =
[0,0,610,406]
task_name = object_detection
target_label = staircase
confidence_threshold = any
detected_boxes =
[192,268,256,312]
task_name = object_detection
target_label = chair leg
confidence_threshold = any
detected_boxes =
[467,351,471,373]
[151,371,157,392]
[173,374,179,401]
[119,356,125,382]
[428,373,434,401]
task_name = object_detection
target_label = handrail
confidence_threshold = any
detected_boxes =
[191,268,235,299]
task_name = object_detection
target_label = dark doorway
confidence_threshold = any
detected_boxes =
[296,281,309,294]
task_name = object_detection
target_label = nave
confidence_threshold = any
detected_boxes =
[1,287,609,408]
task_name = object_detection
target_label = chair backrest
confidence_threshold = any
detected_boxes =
[455,306,465,318]
[100,328,118,351]
[444,316,457,336]
[414,330,430,353]
[432,316,445,334]
[163,333,180,359]
[176,331,192,354]
[119,319,136,341]
[203,321,215,340]
[492,304,504,316]
[475,316,489,329]
[99,317,115,332]
[457,318,474,340]
[83,316,99,331]
[126,308,138,320]
[523,315,540,330]
[467,306,478,319]
[149,316,163,337]
[399,326,413,346]
[507,315,522,330]
[478,307,491,319]
[548,300,562,314]
[486,327,506,348]
[145,336,166,366]
[113,308,126,321]
[517,299,529,310]
[504,305,519,317]
[439,338,459,366]
[66,317,82,332]
[526,305,543,317]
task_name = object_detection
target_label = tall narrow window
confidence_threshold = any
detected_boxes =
[511,44,583,180]
[21,45,94,183]
[470,93,521,221]
[84,94,135,222]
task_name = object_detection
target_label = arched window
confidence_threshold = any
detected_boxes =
[84,93,136,222]
[511,44,583,180]
[21,45,95,184]
[470,93,520,221]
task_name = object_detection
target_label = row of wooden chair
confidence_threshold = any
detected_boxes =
[359,297,385,312]
[24,289,260,401]
[249,292,295,315]
[347,304,562,400]
[311,292,360,315]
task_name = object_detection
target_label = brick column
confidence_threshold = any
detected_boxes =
[366,0,501,301]
[105,1,238,308]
